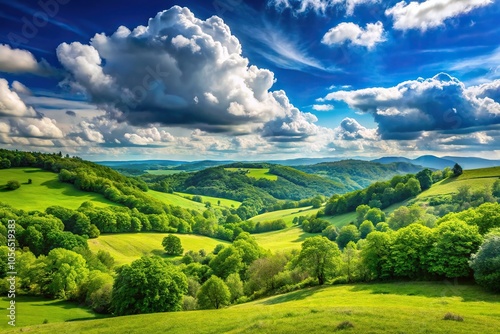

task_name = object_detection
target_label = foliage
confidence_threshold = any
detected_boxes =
[112,256,187,315]
[296,236,341,285]
[6,180,20,190]
[336,225,360,250]
[452,163,463,177]
[470,233,500,292]
[197,275,231,309]
[162,234,184,256]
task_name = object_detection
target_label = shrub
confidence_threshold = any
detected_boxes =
[6,180,20,190]
[443,312,464,322]
[335,321,355,330]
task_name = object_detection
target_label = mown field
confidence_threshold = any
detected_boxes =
[250,206,320,225]
[0,296,105,330]
[7,282,500,334]
[253,226,318,252]
[225,168,278,181]
[0,168,116,210]
[145,170,186,175]
[418,167,500,199]
[88,233,230,265]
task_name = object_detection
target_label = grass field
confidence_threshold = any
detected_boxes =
[175,192,241,208]
[418,167,500,199]
[147,189,207,211]
[0,168,116,211]
[88,233,230,265]
[8,282,500,334]
[253,226,318,252]
[145,170,186,175]
[225,168,278,181]
[250,206,320,225]
[0,296,104,330]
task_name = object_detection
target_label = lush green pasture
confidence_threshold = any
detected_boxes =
[147,189,207,211]
[145,170,186,175]
[88,233,230,265]
[250,206,320,225]
[175,192,241,208]
[9,282,500,334]
[0,168,116,211]
[0,296,104,330]
[418,167,500,199]
[253,226,318,252]
[225,167,278,181]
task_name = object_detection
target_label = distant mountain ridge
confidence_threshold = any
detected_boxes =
[372,155,500,170]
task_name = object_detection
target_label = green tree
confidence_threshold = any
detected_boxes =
[359,220,375,239]
[361,231,393,280]
[390,224,433,279]
[6,180,20,190]
[427,219,482,278]
[322,225,339,241]
[0,158,11,169]
[470,231,500,292]
[493,179,500,198]
[452,163,463,176]
[356,204,370,225]
[112,256,187,315]
[336,225,360,250]
[225,273,244,302]
[364,208,386,225]
[405,178,421,197]
[197,275,231,309]
[416,168,433,190]
[162,234,184,256]
[342,241,359,283]
[33,248,89,300]
[297,236,341,285]
[209,246,243,280]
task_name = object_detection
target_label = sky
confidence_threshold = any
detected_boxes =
[0,0,500,161]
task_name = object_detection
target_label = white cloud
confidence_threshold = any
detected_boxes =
[322,21,386,50]
[323,73,500,139]
[386,0,493,32]
[269,0,378,15]
[0,44,53,75]
[0,79,37,117]
[313,104,335,111]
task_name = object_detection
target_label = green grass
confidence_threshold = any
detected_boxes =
[88,233,230,265]
[250,206,321,225]
[0,168,116,211]
[225,168,278,181]
[0,296,104,330]
[147,189,207,211]
[418,167,500,199]
[145,170,186,175]
[174,192,241,208]
[8,282,500,333]
[254,226,318,252]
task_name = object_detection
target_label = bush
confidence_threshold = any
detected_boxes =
[6,180,20,190]
[335,321,355,330]
[443,312,463,322]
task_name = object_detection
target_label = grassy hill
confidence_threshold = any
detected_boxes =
[0,168,117,210]
[418,166,500,200]
[88,233,230,265]
[224,167,278,180]
[175,192,241,208]
[7,282,500,334]
[250,206,321,225]
[146,189,241,212]
[253,226,318,252]
[0,296,104,330]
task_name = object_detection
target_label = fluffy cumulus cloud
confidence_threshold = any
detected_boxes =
[322,21,386,50]
[0,44,53,75]
[323,73,500,139]
[386,0,493,32]
[312,104,334,111]
[270,0,378,15]
[56,6,318,139]
[0,79,37,117]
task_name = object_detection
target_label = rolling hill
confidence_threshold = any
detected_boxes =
[0,168,117,210]
[7,282,500,334]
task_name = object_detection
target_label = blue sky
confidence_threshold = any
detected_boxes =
[0,0,500,160]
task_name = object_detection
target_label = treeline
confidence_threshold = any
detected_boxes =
[323,168,442,215]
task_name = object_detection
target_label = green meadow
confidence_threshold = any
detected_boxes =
[225,167,278,181]
[174,192,241,208]
[0,168,116,211]
[88,233,230,265]
[147,189,241,211]
[145,170,186,175]
[253,226,318,252]
[0,296,104,330]
[250,206,320,225]
[7,282,500,334]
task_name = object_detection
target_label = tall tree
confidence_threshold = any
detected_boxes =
[197,275,231,309]
[297,236,341,285]
[470,231,500,292]
[162,234,184,256]
[112,256,187,315]
[452,163,463,177]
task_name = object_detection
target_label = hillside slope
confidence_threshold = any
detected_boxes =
[7,282,500,334]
